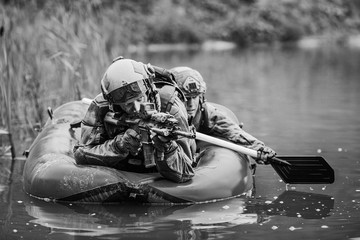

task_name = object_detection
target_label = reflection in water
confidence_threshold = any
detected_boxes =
[0,159,24,238]
[24,190,334,237]
[24,198,255,237]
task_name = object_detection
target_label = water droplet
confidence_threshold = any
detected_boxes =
[271,226,278,230]
[222,205,230,209]
[338,148,343,152]
[321,225,329,228]
[317,149,322,153]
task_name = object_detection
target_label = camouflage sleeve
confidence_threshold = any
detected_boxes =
[201,103,264,148]
[73,94,129,167]
[154,97,195,183]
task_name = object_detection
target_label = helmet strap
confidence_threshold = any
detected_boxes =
[101,74,111,102]
[199,94,206,111]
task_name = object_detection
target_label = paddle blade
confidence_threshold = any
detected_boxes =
[270,156,335,184]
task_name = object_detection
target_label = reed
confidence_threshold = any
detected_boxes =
[0,2,129,141]
[1,13,11,133]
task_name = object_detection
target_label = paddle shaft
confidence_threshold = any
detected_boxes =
[196,132,258,157]
[196,132,290,165]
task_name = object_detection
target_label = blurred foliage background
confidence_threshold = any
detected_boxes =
[1,0,359,139]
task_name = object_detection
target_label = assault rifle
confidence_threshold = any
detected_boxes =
[104,103,195,168]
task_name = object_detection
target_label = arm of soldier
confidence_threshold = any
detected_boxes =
[73,98,132,167]
[74,135,129,167]
[153,137,195,183]
[202,103,263,146]
[153,98,195,183]
[203,103,276,164]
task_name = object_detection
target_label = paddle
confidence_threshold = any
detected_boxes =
[196,132,335,184]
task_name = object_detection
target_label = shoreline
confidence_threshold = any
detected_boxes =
[129,34,360,53]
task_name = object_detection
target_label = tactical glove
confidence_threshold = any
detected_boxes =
[252,144,276,165]
[152,135,176,153]
[114,129,142,156]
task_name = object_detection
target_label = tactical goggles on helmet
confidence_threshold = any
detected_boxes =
[104,79,151,105]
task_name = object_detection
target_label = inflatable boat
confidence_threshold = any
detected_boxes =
[22,100,254,204]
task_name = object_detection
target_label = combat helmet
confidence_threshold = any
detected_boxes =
[171,67,206,98]
[100,57,160,111]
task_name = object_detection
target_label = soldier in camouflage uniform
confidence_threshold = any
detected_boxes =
[73,59,195,183]
[171,66,276,164]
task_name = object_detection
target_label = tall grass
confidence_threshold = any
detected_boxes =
[0,2,125,140]
[1,12,12,134]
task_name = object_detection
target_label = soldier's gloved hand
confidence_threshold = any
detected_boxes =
[152,135,175,152]
[150,112,175,123]
[252,145,276,165]
[114,129,142,156]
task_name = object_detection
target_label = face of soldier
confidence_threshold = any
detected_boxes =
[185,95,200,118]
[115,94,148,116]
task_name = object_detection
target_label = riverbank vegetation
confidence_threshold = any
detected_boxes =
[1,0,359,149]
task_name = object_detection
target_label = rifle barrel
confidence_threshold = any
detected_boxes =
[150,127,195,139]
[173,130,196,139]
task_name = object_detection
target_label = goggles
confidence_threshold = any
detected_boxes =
[105,79,150,104]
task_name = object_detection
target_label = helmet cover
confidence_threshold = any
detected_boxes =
[171,67,206,97]
[101,58,153,104]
